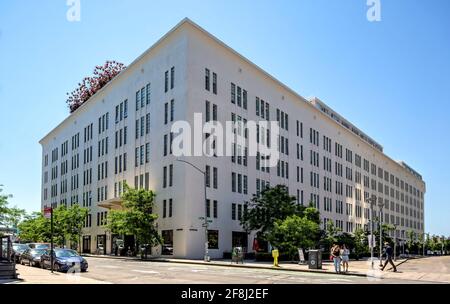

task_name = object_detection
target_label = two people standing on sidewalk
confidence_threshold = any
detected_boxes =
[330,244,350,273]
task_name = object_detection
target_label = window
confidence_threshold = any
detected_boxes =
[205,165,211,188]
[169,164,173,187]
[146,114,150,134]
[213,200,218,218]
[231,83,236,104]
[231,172,236,192]
[208,230,219,249]
[213,167,218,189]
[163,166,167,188]
[164,103,168,125]
[170,99,174,122]
[212,72,217,94]
[205,68,210,91]
[170,66,174,89]
[165,70,169,92]
[146,84,150,104]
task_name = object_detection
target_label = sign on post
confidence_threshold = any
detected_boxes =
[368,234,375,249]
[298,248,305,264]
[44,207,52,219]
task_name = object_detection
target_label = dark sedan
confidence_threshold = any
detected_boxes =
[12,243,30,263]
[20,248,47,267]
[41,249,88,272]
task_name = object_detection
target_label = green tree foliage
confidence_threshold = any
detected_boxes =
[352,228,368,260]
[267,214,320,260]
[241,185,305,241]
[107,185,162,254]
[18,212,51,243]
[17,206,87,247]
[321,220,341,251]
[0,186,25,230]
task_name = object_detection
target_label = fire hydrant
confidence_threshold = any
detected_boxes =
[272,249,279,267]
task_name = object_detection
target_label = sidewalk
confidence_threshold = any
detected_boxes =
[1,264,109,284]
[82,253,407,279]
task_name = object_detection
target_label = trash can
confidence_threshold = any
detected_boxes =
[308,249,322,269]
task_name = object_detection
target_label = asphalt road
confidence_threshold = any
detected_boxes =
[76,257,430,284]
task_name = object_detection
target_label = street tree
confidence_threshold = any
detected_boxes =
[241,185,304,241]
[353,228,368,260]
[107,184,161,258]
[267,214,320,260]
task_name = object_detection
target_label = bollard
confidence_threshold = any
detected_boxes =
[272,249,279,267]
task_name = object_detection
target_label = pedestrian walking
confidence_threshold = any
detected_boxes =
[380,241,397,272]
[330,244,341,273]
[340,244,350,273]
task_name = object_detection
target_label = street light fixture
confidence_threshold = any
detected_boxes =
[176,158,210,262]
[366,195,377,269]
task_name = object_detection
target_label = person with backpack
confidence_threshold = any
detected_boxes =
[330,244,341,273]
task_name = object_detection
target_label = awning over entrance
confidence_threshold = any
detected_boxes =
[98,197,123,210]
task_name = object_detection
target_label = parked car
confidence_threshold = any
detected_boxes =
[26,243,51,250]
[12,243,30,263]
[41,249,88,272]
[20,248,48,267]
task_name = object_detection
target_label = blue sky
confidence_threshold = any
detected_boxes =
[0,0,449,235]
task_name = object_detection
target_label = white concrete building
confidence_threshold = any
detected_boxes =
[40,18,425,259]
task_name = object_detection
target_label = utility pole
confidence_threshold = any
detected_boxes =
[367,196,376,269]
[50,207,54,273]
[393,225,397,262]
[378,199,384,267]
[176,159,210,262]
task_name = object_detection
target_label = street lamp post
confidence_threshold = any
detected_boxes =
[366,196,377,269]
[378,199,384,267]
[176,159,210,262]
[393,225,397,262]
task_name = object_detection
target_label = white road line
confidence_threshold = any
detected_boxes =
[132,269,159,274]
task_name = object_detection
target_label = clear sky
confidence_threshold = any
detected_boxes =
[0,0,449,236]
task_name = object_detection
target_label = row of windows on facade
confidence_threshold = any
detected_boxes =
[45,119,423,201]
[47,151,423,211]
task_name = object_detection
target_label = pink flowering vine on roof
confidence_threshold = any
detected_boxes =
[66,60,126,113]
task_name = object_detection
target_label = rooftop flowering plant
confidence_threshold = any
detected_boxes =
[66,60,126,113]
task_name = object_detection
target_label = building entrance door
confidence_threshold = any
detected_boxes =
[82,235,91,254]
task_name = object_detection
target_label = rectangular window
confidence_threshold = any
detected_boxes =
[146,84,150,105]
[164,70,169,92]
[213,167,218,189]
[213,200,218,218]
[205,68,210,91]
[205,165,211,188]
[170,99,174,122]
[163,166,167,188]
[231,83,236,104]
[170,67,174,89]
[212,72,217,94]
[231,172,236,192]
[164,103,168,125]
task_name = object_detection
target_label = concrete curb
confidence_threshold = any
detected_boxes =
[82,254,376,278]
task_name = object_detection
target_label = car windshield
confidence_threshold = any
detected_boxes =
[30,249,47,255]
[13,244,29,251]
[35,244,49,249]
[55,250,79,258]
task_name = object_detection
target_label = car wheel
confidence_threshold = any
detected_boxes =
[41,261,45,269]
[54,264,60,272]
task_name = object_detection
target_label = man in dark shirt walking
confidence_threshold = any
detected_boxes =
[381,241,397,272]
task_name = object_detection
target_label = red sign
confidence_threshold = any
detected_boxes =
[44,207,52,219]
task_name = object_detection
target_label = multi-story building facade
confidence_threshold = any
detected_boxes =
[40,18,425,259]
